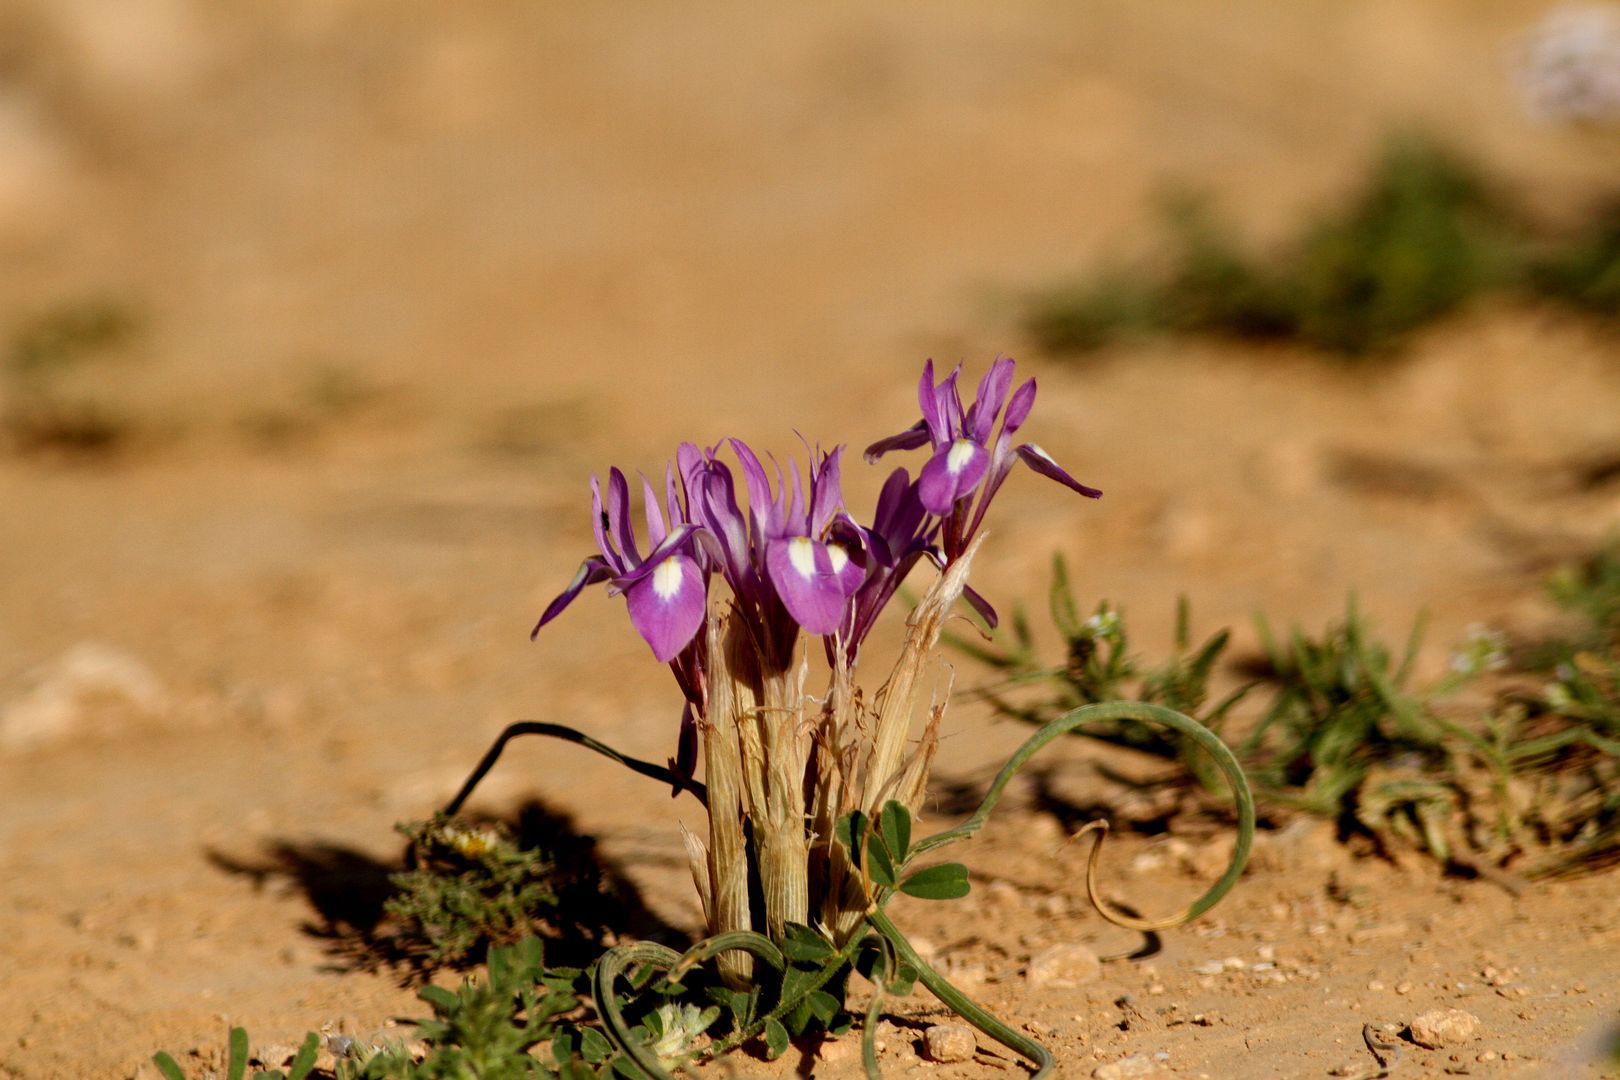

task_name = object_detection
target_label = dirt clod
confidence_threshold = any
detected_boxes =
[1025,943,1101,988]
[922,1023,976,1063]
[1409,1008,1481,1049]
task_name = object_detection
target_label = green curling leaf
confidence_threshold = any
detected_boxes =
[866,838,896,889]
[879,800,912,863]
[763,1017,790,1060]
[899,862,971,900]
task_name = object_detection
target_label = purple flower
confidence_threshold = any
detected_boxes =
[696,440,874,641]
[532,466,707,663]
[866,356,1100,557]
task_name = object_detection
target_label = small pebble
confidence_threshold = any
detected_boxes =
[1409,1008,1481,1049]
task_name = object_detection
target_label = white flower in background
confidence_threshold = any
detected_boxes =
[1514,4,1620,124]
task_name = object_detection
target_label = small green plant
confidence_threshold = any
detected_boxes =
[1026,134,1530,357]
[961,546,1620,880]
[2,298,139,456]
[153,1028,319,1080]
[1529,201,1620,316]
[387,813,627,969]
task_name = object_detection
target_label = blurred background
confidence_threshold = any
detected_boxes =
[2,3,1619,1077]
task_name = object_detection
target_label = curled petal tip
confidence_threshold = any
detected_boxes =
[1016,442,1102,498]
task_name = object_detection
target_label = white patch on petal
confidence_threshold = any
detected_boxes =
[788,536,817,579]
[827,544,849,574]
[652,559,684,600]
[1025,443,1055,464]
[947,439,977,474]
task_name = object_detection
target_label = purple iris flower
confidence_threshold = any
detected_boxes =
[532,466,707,663]
[866,356,1100,552]
[696,440,874,641]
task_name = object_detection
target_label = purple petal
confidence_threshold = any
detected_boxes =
[918,359,947,444]
[809,446,845,535]
[962,583,1000,630]
[965,357,1016,444]
[1002,378,1037,435]
[641,475,667,548]
[863,420,930,463]
[917,438,990,515]
[871,467,926,564]
[1015,443,1102,499]
[935,365,964,441]
[624,552,707,661]
[588,477,625,573]
[765,536,858,636]
[614,523,701,586]
[605,467,641,564]
[532,556,614,638]
[727,438,780,538]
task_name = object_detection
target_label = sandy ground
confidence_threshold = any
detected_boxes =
[2,3,1619,1077]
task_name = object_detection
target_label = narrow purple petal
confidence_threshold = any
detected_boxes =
[863,420,930,463]
[624,552,707,661]
[1002,377,1037,435]
[918,359,947,443]
[966,357,1016,444]
[962,583,1000,630]
[809,446,845,535]
[665,462,684,531]
[765,536,858,636]
[728,438,779,537]
[605,467,641,564]
[641,474,668,548]
[935,365,964,441]
[1016,443,1102,498]
[917,438,990,514]
[588,476,625,573]
[532,556,614,638]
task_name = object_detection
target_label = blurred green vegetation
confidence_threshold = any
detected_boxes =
[1028,134,1620,358]
[2,297,139,455]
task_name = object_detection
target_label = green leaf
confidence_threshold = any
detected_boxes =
[835,810,868,866]
[579,1027,613,1063]
[887,963,918,997]
[899,862,970,900]
[227,1027,249,1080]
[807,989,840,1024]
[286,1032,320,1080]
[763,1017,790,1060]
[879,801,912,864]
[866,837,896,889]
[780,922,835,963]
[251,1071,284,1080]
[418,984,458,1013]
[152,1052,187,1080]
[557,1063,598,1080]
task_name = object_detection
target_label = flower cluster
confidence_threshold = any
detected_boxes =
[533,357,1100,732]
